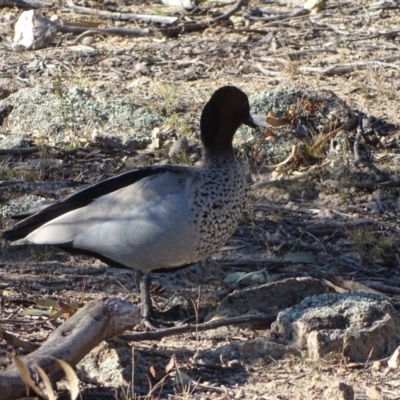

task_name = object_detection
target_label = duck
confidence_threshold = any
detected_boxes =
[2,86,257,324]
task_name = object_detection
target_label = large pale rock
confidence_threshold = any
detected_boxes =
[304,0,326,14]
[161,0,198,10]
[273,293,400,362]
[13,10,58,51]
[388,346,400,369]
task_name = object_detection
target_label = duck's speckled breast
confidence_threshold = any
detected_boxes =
[189,154,248,261]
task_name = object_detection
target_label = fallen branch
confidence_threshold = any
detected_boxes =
[349,28,400,42]
[0,0,54,8]
[299,55,400,76]
[0,146,40,155]
[120,314,268,342]
[160,0,244,38]
[352,180,400,190]
[56,24,150,38]
[303,220,377,235]
[0,298,141,400]
[246,8,309,23]
[0,328,40,352]
[65,0,178,25]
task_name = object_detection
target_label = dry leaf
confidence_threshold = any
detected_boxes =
[13,356,46,398]
[165,356,176,374]
[266,111,290,127]
[55,358,80,400]
[35,364,56,400]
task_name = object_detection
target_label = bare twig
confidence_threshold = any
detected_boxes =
[349,28,400,42]
[0,328,40,352]
[0,147,39,155]
[303,220,377,236]
[256,64,281,77]
[309,125,344,153]
[160,0,244,37]
[119,314,268,342]
[299,55,400,76]
[56,24,150,38]
[246,8,309,23]
[358,281,400,295]
[274,48,338,58]
[353,111,363,166]
[352,180,400,190]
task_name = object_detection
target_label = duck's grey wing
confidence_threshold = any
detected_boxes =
[2,166,170,242]
[4,168,200,272]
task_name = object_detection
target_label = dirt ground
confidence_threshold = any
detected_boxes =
[1,0,400,399]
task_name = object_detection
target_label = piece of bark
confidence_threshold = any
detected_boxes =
[0,298,141,400]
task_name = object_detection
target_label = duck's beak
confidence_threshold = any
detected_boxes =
[244,114,257,129]
[250,114,268,128]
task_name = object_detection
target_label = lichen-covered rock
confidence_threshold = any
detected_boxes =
[0,86,162,149]
[210,277,330,319]
[272,292,400,362]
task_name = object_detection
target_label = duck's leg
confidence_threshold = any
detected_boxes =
[137,271,153,319]
[135,270,174,329]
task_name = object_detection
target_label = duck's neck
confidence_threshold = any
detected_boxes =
[202,145,236,167]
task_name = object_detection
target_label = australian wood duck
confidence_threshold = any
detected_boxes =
[3,86,256,324]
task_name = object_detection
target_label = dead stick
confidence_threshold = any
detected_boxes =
[65,0,178,25]
[303,220,377,235]
[120,314,268,342]
[300,55,400,76]
[353,111,363,166]
[0,147,39,155]
[56,24,149,37]
[0,328,40,352]
[309,125,344,153]
[0,0,54,8]
[160,0,244,37]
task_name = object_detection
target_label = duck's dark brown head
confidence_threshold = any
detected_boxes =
[200,86,256,152]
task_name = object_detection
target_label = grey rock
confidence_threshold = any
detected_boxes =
[77,339,146,388]
[239,339,300,364]
[272,292,400,362]
[169,136,189,158]
[323,382,354,400]
[81,37,95,46]
[0,86,162,149]
[210,277,330,319]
